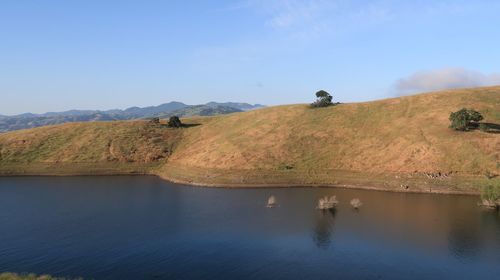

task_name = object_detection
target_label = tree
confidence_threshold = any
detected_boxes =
[449,108,483,131]
[167,116,183,128]
[311,90,333,108]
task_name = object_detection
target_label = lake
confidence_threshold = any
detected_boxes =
[0,176,499,279]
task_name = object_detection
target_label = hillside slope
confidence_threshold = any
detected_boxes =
[158,86,499,192]
[166,87,499,173]
[0,121,183,175]
[0,86,498,192]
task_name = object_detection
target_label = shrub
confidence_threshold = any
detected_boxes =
[167,116,183,128]
[480,179,500,209]
[317,196,338,210]
[311,90,333,108]
[350,198,362,209]
[449,108,483,131]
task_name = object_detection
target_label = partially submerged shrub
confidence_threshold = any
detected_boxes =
[267,195,277,208]
[449,108,483,131]
[317,195,338,210]
[480,179,500,210]
[350,198,362,209]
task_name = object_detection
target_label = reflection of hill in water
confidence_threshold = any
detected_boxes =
[1,178,500,279]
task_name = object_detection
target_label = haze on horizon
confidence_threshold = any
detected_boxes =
[1,0,500,115]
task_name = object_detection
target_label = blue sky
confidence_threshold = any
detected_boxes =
[1,0,500,115]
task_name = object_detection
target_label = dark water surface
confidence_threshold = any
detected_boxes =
[0,176,499,279]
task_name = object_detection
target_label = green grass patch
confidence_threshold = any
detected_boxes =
[480,179,500,203]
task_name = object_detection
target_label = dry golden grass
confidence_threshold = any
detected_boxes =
[0,86,499,192]
[0,120,183,174]
[165,86,499,174]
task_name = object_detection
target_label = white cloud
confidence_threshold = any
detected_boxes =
[394,68,500,96]
[226,0,394,45]
[249,0,390,31]
[226,0,500,40]
[264,0,327,28]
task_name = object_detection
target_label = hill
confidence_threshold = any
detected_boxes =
[0,86,499,193]
[205,102,265,111]
[154,105,242,118]
[0,102,263,132]
[0,121,183,175]
[0,113,123,132]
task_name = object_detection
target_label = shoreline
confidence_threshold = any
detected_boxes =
[0,171,480,196]
[155,163,483,195]
[156,172,479,195]
[0,163,482,196]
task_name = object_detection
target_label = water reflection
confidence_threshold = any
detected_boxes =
[0,177,499,280]
[446,201,481,259]
[313,209,336,249]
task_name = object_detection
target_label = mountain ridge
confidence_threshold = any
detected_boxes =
[0,102,264,132]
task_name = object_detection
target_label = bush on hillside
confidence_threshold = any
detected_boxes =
[449,108,483,131]
[311,90,333,108]
[167,116,183,128]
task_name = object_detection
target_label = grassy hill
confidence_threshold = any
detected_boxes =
[0,121,183,175]
[1,86,499,193]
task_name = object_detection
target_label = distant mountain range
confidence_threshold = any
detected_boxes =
[0,102,264,132]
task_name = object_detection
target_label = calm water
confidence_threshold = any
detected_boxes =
[0,176,499,280]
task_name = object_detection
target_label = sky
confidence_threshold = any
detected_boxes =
[1,0,500,115]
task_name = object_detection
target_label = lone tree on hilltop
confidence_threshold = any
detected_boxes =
[311,90,333,108]
[449,108,483,131]
[167,116,183,128]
